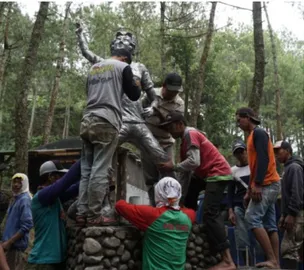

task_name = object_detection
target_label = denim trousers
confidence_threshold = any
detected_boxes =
[77,115,118,219]
[245,182,279,232]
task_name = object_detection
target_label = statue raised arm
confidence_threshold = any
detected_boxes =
[75,22,103,64]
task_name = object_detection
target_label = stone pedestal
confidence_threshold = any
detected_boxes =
[66,224,221,270]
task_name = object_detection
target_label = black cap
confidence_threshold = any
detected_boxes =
[273,140,292,153]
[236,107,261,125]
[160,111,186,126]
[232,141,246,154]
[164,72,183,92]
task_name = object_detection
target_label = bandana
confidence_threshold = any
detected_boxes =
[155,177,181,210]
[11,173,32,198]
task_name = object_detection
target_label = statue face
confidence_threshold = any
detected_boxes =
[111,31,136,55]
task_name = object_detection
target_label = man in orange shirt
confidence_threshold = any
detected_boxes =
[236,107,280,269]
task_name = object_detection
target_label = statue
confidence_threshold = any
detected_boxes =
[75,24,169,204]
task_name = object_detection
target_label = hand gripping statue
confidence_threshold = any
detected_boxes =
[76,24,169,204]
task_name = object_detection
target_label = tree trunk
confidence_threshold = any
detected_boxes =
[189,2,217,127]
[0,48,11,134]
[0,2,7,27]
[0,3,12,100]
[42,3,71,144]
[160,2,166,76]
[28,83,38,139]
[184,58,190,120]
[62,86,71,139]
[263,2,282,140]
[14,2,49,173]
[248,2,265,114]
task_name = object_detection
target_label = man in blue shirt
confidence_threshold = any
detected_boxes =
[26,160,80,270]
[1,173,33,270]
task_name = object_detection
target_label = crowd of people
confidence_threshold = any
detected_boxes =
[0,28,303,270]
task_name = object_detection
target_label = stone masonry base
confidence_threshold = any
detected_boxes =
[66,224,221,270]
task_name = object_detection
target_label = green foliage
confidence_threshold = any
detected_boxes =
[0,2,302,159]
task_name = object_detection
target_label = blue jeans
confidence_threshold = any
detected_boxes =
[245,182,279,232]
[77,115,119,219]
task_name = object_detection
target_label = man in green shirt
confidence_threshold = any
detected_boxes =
[115,177,195,270]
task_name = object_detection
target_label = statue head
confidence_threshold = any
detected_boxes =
[110,31,136,56]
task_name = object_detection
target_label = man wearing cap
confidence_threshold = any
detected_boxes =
[27,160,80,270]
[235,107,280,268]
[228,141,262,264]
[159,111,236,270]
[115,177,196,270]
[273,140,304,269]
[142,72,185,205]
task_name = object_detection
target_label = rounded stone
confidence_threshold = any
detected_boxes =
[187,250,196,257]
[197,253,204,261]
[104,249,116,257]
[103,237,121,249]
[124,240,137,250]
[195,246,202,253]
[199,261,205,268]
[115,230,126,240]
[121,250,131,262]
[111,256,120,267]
[190,257,199,265]
[128,260,135,269]
[188,233,195,241]
[82,253,104,264]
[192,224,200,233]
[83,238,102,255]
[184,263,192,270]
[103,258,111,268]
[195,236,203,245]
[85,227,105,237]
[119,265,128,270]
[77,254,83,264]
[84,267,104,270]
[105,227,114,234]
[187,242,195,250]
[117,245,125,256]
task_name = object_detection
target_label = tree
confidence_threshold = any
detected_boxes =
[42,2,71,144]
[263,2,282,140]
[248,2,265,114]
[14,2,49,173]
[160,2,166,75]
[189,2,217,127]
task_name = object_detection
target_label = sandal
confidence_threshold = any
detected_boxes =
[87,215,118,226]
[75,215,86,227]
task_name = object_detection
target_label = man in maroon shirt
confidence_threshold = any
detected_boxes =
[160,111,235,270]
[162,112,236,270]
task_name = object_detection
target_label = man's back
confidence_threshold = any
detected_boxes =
[115,200,195,270]
[181,127,231,180]
[143,208,193,270]
[85,58,128,131]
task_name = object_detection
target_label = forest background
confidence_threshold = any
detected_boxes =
[0,1,303,180]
